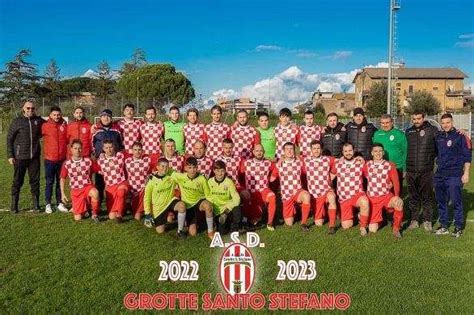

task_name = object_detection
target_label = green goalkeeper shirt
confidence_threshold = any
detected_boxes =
[207,176,241,215]
[144,174,177,219]
[257,126,276,160]
[171,172,209,208]
[164,120,185,154]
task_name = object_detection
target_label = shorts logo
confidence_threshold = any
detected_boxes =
[389,135,395,141]
[420,130,425,137]
[447,140,452,147]
[219,243,255,295]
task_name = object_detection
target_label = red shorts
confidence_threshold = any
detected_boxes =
[340,192,366,221]
[312,191,332,220]
[369,194,394,224]
[148,153,161,170]
[105,181,129,214]
[246,188,274,220]
[282,189,306,219]
[131,190,145,215]
[71,184,96,215]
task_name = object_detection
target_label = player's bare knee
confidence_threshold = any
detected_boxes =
[155,226,165,234]
[89,188,99,199]
[175,201,186,213]
[369,223,379,233]
[341,220,353,229]
[314,219,324,226]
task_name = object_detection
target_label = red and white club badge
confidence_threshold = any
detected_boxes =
[447,140,452,147]
[335,134,340,140]
[420,130,425,137]
[60,126,65,132]
[361,126,366,133]
[219,243,255,295]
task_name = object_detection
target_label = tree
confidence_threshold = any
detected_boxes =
[96,60,115,104]
[1,49,39,108]
[365,80,400,117]
[43,59,61,99]
[405,90,441,116]
[120,48,148,75]
[117,64,195,109]
[314,103,326,116]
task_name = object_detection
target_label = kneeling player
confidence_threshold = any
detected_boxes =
[208,161,242,234]
[331,143,370,236]
[364,143,404,238]
[60,139,100,222]
[171,157,215,239]
[302,140,337,234]
[272,142,311,231]
[143,158,187,237]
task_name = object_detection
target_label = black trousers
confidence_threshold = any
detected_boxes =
[44,160,63,205]
[216,206,242,234]
[95,173,105,202]
[11,157,41,198]
[406,171,435,222]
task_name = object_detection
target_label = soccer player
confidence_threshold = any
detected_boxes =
[274,108,299,159]
[363,143,404,238]
[191,140,213,178]
[208,161,242,234]
[41,106,69,214]
[256,111,276,160]
[139,105,164,168]
[271,142,311,231]
[171,157,214,239]
[321,112,346,158]
[240,144,277,230]
[60,140,100,222]
[117,103,143,155]
[164,106,185,154]
[143,158,187,237]
[205,105,231,158]
[96,140,129,222]
[298,110,322,157]
[302,140,337,234]
[125,142,151,221]
[162,139,184,172]
[183,108,206,156]
[66,106,92,158]
[230,109,260,159]
[215,138,242,188]
[331,143,370,236]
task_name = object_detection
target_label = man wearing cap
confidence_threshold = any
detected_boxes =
[345,107,377,160]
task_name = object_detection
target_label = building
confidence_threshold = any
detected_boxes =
[353,67,470,111]
[217,97,271,114]
[311,91,356,116]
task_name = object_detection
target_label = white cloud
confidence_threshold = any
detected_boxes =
[333,50,353,60]
[255,45,282,52]
[455,40,474,48]
[294,50,318,58]
[459,33,474,39]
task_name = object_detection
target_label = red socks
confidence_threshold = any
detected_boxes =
[91,199,100,216]
[328,208,337,227]
[359,215,369,228]
[393,210,403,231]
[301,203,311,225]
[267,195,276,225]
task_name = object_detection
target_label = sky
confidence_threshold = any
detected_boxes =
[1,0,473,107]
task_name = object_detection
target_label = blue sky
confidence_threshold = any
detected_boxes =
[1,0,473,103]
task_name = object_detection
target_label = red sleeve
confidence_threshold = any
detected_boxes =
[301,158,307,175]
[91,160,101,173]
[330,160,337,175]
[226,125,231,138]
[254,129,260,146]
[60,163,68,179]
[296,126,302,146]
[389,162,400,196]
[239,159,246,173]
[362,164,368,177]
[270,162,279,181]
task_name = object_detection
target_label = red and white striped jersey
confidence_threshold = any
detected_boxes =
[164,153,184,172]
[196,155,214,178]
[274,124,299,159]
[117,119,143,154]
[215,154,241,186]
[60,157,94,190]
[231,124,259,159]
[205,122,231,158]
[364,160,398,197]
[139,122,163,155]
[332,158,364,202]
[97,152,127,186]
[274,158,303,201]
[241,158,275,193]
[125,156,151,194]
[184,123,206,156]
[303,155,334,198]
[298,125,323,157]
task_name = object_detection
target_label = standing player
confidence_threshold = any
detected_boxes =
[66,106,92,158]
[60,140,100,222]
[298,110,322,157]
[208,161,242,234]
[321,112,346,158]
[363,143,404,238]
[274,108,299,160]
[139,105,164,168]
[164,106,185,154]
[143,158,187,237]
[345,108,377,160]
[240,144,277,230]
[191,140,213,178]
[230,109,260,159]
[331,143,370,236]
[183,108,206,156]
[302,140,338,234]
[117,103,143,155]
[171,157,215,239]
[96,140,129,222]
[271,142,311,231]
[215,138,242,188]
[162,139,185,172]
[256,111,276,160]
[125,142,151,221]
[205,105,231,158]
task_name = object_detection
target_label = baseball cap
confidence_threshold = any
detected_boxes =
[100,109,113,117]
[353,107,365,116]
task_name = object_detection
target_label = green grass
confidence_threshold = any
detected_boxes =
[1,136,473,313]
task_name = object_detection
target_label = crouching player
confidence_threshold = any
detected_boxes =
[331,143,370,236]
[302,140,338,234]
[60,139,100,222]
[171,157,215,239]
[143,158,187,237]
[208,161,242,234]
[125,142,151,221]
[364,143,404,238]
[96,139,129,222]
